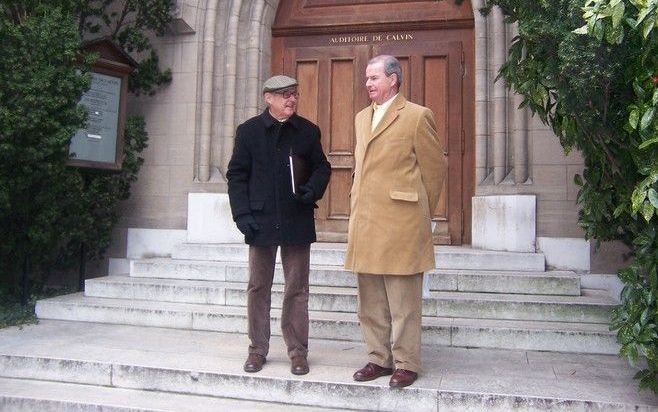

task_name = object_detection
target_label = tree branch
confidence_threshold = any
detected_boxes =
[574,115,620,175]
[111,0,132,38]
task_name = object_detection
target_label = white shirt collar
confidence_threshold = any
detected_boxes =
[371,93,398,131]
[373,93,397,113]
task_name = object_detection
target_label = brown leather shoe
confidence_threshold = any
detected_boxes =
[243,353,266,373]
[291,356,309,375]
[353,362,394,382]
[389,368,418,388]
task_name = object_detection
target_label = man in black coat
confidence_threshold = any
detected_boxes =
[226,75,331,376]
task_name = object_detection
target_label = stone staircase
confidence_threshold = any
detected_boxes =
[35,243,619,355]
[1,243,655,411]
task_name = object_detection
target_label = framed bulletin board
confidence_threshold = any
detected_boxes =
[69,39,136,171]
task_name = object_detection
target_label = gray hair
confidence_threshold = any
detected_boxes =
[368,55,402,90]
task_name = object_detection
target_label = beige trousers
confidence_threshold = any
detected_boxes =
[356,272,423,373]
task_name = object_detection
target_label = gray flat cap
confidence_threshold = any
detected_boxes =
[263,75,298,93]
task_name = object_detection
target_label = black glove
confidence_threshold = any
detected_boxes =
[235,214,260,240]
[297,184,315,204]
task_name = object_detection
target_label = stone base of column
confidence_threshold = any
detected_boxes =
[471,195,536,252]
[187,193,242,243]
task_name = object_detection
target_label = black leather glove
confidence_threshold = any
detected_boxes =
[297,184,315,204]
[235,214,260,240]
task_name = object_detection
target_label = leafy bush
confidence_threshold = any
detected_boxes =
[483,0,657,393]
[58,0,174,95]
[0,3,91,296]
[0,1,171,303]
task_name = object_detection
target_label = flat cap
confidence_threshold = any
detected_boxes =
[262,75,298,93]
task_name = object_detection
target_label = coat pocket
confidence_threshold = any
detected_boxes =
[250,200,265,211]
[389,190,419,202]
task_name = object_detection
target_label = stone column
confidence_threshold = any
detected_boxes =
[196,0,218,183]
[217,0,244,182]
[245,1,267,117]
[491,5,507,184]
[512,90,529,184]
[472,0,489,185]
[509,24,529,184]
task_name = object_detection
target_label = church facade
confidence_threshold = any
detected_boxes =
[108,0,624,276]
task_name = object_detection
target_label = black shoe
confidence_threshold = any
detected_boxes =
[291,356,309,375]
[243,353,266,373]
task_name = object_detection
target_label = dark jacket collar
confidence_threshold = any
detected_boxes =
[260,109,300,129]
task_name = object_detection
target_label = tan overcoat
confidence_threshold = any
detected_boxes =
[345,94,447,275]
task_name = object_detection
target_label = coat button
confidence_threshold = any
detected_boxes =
[275,224,280,229]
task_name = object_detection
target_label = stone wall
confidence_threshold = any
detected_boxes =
[108,0,613,269]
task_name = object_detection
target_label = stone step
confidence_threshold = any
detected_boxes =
[0,377,332,412]
[171,242,546,272]
[35,294,619,354]
[85,276,613,323]
[0,321,653,411]
[132,258,580,295]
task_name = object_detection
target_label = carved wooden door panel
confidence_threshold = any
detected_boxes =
[271,0,474,244]
[280,45,369,241]
[277,41,464,244]
[372,41,464,244]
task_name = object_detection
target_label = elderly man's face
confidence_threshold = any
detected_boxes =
[265,87,298,120]
[365,61,397,105]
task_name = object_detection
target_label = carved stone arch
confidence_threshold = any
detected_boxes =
[192,0,528,190]
[194,0,279,183]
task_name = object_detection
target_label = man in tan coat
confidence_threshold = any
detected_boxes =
[345,55,447,388]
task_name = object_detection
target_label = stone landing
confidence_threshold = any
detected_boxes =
[0,321,655,411]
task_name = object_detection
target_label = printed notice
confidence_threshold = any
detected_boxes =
[69,72,121,164]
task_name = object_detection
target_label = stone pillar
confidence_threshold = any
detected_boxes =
[245,2,267,116]
[512,91,529,183]
[217,0,244,182]
[491,5,507,184]
[510,24,529,184]
[196,0,218,182]
[472,0,489,184]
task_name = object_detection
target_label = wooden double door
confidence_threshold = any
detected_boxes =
[272,3,474,244]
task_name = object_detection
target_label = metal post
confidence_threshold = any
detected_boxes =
[21,254,29,306]
[78,243,86,292]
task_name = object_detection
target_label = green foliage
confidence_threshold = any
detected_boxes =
[0,2,157,303]
[5,0,175,96]
[0,282,73,329]
[0,3,91,287]
[59,0,175,95]
[483,0,658,393]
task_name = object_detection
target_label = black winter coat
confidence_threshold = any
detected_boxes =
[226,110,331,246]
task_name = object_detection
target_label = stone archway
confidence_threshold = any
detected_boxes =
[193,0,531,212]
[193,0,281,183]
[270,0,474,244]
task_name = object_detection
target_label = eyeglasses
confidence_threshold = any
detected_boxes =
[275,89,299,99]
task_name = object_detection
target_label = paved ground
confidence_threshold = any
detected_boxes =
[0,320,656,411]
